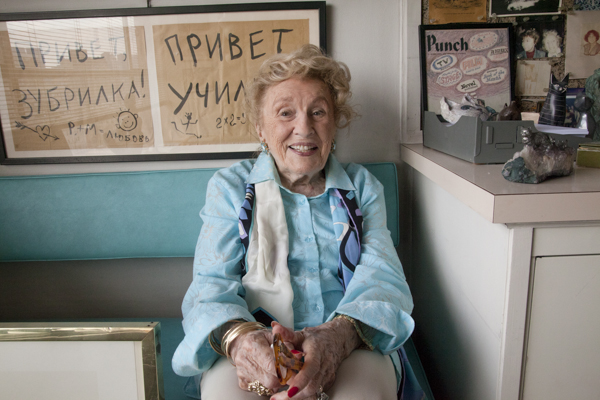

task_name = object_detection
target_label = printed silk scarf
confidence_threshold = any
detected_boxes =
[237,181,363,327]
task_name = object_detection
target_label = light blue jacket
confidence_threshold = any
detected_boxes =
[172,153,414,396]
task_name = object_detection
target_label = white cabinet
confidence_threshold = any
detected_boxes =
[401,144,600,400]
[523,230,600,400]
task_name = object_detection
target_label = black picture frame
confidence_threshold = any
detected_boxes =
[419,23,515,118]
[0,2,326,164]
[490,0,562,17]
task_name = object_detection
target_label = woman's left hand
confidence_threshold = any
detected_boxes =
[228,328,281,394]
[269,318,363,399]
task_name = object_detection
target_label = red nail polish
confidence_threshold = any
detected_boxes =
[291,349,301,354]
[288,386,299,397]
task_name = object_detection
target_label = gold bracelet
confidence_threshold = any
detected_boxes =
[334,314,374,351]
[221,321,267,365]
[208,319,246,357]
[209,330,226,356]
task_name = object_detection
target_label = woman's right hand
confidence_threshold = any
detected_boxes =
[228,327,282,394]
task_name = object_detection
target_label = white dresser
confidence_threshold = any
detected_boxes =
[401,144,600,400]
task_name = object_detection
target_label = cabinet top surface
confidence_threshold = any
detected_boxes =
[401,144,600,224]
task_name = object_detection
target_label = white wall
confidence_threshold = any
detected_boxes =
[0,0,421,176]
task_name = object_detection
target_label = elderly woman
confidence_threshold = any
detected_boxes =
[172,45,415,400]
[542,30,562,58]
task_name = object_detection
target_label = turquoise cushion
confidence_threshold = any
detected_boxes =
[0,163,398,261]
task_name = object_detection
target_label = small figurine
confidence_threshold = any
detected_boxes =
[498,101,522,121]
[440,94,493,124]
[585,67,600,141]
[573,92,596,139]
[502,128,575,184]
[538,73,569,126]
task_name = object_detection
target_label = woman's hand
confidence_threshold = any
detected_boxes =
[270,318,363,399]
[228,327,282,394]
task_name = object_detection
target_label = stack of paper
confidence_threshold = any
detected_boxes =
[536,124,589,137]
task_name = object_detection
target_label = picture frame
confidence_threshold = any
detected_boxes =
[0,2,326,164]
[428,0,487,24]
[565,10,600,79]
[419,23,515,118]
[0,322,163,400]
[514,15,565,59]
[490,0,562,17]
[515,59,552,96]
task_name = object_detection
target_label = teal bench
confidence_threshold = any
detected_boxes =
[0,163,432,400]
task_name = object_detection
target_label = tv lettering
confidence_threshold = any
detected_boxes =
[430,54,457,73]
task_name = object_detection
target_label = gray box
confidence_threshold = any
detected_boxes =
[423,111,590,164]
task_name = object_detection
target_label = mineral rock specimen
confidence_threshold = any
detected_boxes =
[502,128,575,184]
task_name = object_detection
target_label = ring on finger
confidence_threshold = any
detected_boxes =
[317,385,329,400]
[247,380,273,396]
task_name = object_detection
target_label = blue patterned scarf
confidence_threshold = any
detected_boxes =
[238,184,362,293]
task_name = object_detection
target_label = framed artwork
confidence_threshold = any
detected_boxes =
[0,322,162,400]
[515,60,552,96]
[428,0,487,24]
[515,15,565,59]
[419,23,515,116]
[490,0,562,17]
[565,10,600,78]
[0,2,326,164]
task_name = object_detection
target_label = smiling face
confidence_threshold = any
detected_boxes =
[256,77,336,185]
[117,111,137,131]
[544,36,559,53]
